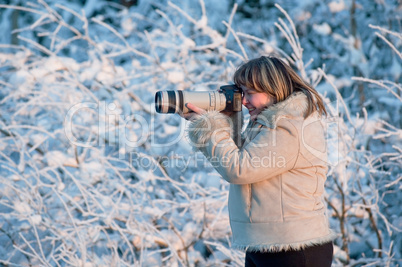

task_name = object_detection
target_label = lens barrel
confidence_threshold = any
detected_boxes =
[154,89,231,114]
[155,91,185,113]
[155,91,162,113]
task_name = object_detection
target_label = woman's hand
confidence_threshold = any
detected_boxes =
[179,103,206,121]
[179,103,233,120]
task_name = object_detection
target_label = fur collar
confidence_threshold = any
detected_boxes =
[255,92,308,129]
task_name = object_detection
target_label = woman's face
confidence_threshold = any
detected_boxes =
[241,86,275,120]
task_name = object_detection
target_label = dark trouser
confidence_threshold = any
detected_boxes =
[245,242,333,267]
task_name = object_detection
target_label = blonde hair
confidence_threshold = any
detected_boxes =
[233,56,327,117]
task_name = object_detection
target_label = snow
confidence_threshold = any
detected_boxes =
[313,23,332,36]
[328,0,347,13]
[167,71,185,84]
[45,150,68,167]
[14,202,32,215]
[0,0,401,266]
[30,214,42,225]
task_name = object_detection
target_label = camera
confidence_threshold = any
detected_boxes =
[155,85,242,114]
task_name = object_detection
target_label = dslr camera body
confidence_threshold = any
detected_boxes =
[155,85,242,114]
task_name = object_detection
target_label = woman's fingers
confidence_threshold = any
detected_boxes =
[186,103,206,115]
[180,112,201,121]
[177,103,206,121]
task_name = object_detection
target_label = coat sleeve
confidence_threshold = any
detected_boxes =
[187,111,299,184]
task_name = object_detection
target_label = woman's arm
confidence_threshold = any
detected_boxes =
[187,111,299,184]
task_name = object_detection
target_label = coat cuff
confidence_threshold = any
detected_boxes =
[186,111,232,148]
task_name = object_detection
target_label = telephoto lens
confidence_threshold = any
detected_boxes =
[155,90,227,114]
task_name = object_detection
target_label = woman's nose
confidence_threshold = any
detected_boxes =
[242,96,248,105]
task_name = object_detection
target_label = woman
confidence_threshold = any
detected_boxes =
[182,56,334,266]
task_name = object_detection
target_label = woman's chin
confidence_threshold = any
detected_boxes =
[248,110,260,120]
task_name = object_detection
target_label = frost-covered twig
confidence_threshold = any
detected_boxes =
[369,24,402,59]
[274,4,309,80]
[318,68,353,123]
[0,4,45,15]
[167,1,197,25]
[236,32,291,61]
[224,4,238,43]
[352,77,402,101]
[356,178,383,258]
[222,21,247,60]
[373,119,402,139]
[92,17,154,61]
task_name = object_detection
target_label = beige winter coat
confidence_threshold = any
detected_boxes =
[187,92,334,252]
